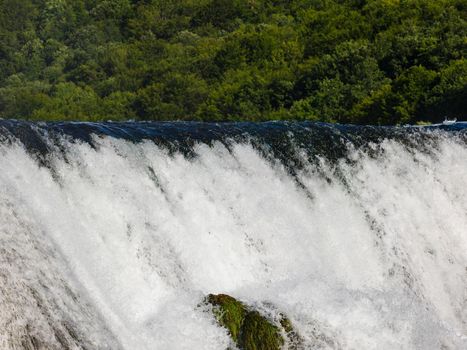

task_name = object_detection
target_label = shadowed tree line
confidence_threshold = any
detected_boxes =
[0,0,465,124]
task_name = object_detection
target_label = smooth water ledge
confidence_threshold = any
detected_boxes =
[1,120,466,165]
[1,120,466,142]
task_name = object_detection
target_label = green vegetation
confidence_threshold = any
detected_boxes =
[206,293,295,350]
[208,294,247,343]
[239,311,283,350]
[0,0,465,124]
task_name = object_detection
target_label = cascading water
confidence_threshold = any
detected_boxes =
[0,121,466,350]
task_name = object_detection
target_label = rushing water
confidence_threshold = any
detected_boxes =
[0,121,466,350]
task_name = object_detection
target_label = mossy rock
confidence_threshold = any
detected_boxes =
[207,294,247,343]
[206,294,300,350]
[239,310,283,350]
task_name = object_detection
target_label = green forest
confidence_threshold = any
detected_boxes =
[0,0,465,124]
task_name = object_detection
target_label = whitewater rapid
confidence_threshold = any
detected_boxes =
[0,122,466,349]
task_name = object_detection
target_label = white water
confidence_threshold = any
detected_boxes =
[0,133,466,349]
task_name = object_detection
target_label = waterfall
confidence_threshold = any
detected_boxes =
[0,121,466,349]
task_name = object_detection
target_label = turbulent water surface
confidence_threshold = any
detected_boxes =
[0,121,466,350]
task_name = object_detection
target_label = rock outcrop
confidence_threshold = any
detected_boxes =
[206,294,302,350]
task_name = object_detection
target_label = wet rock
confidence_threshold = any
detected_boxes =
[239,310,283,350]
[207,294,247,344]
[206,294,301,350]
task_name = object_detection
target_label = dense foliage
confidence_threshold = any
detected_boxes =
[0,0,465,124]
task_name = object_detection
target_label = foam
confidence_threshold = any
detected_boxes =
[0,132,466,349]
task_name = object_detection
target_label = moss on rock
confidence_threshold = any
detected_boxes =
[206,294,299,350]
[238,310,283,350]
[207,294,247,343]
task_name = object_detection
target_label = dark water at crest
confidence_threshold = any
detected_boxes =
[1,120,466,167]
